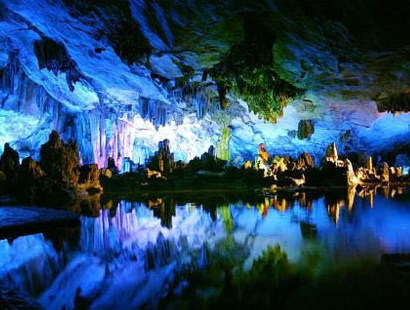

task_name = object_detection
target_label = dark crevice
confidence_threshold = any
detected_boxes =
[34,37,83,91]
[377,93,410,113]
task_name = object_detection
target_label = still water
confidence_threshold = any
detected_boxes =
[1,188,409,309]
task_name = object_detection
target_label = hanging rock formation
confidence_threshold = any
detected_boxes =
[297,120,315,140]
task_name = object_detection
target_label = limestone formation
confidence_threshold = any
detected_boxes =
[146,168,162,179]
[0,143,20,181]
[344,159,358,186]
[100,169,113,179]
[148,139,175,175]
[366,156,373,171]
[380,162,390,183]
[297,153,314,170]
[17,157,46,203]
[20,157,45,180]
[0,171,5,183]
[107,157,118,174]
[325,142,338,163]
[0,131,102,205]
[0,170,6,193]
[297,120,315,140]
[258,143,269,162]
[40,131,80,187]
[78,164,102,193]
[254,143,270,176]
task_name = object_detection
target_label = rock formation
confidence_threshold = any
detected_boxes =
[0,0,409,172]
[147,139,175,176]
[0,131,102,206]
[40,131,80,187]
[0,143,20,183]
[297,120,315,140]
[255,143,271,176]
[296,153,314,170]
[78,164,102,193]
[325,142,339,163]
[17,157,46,203]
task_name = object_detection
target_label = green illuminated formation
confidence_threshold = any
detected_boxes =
[217,127,231,161]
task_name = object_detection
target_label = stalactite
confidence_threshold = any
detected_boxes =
[34,37,83,91]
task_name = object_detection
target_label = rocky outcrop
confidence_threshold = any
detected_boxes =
[147,139,175,176]
[297,120,315,140]
[255,143,270,176]
[296,153,314,170]
[0,143,20,183]
[317,143,358,186]
[78,164,102,193]
[325,142,339,163]
[0,131,102,205]
[379,162,390,183]
[40,131,80,187]
[17,157,46,203]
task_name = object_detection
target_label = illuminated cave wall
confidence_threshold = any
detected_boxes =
[0,0,409,170]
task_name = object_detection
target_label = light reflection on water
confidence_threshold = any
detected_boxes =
[0,188,409,309]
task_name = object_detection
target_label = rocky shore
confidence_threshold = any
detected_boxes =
[0,133,409,208]
[0,131,102,206]
[0,206,79,238]
[102,139,409,195]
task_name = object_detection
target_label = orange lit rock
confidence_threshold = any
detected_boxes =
[366,156,373,171]
[325,142,338,163]
[78,164,102,193]
[297,153,314,170]
[258,143,269,162]
[244,161,252,169]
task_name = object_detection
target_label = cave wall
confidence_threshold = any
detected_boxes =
[0,0,409,169]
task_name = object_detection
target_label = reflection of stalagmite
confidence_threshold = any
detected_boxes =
[272,197,288,212]
[299,192,307,208]
[357,186,377,208]
[369,191,374,208]
[257,197,271,217]
[366,156,373,171]
[347,186,356,211]
[383,186,389,198]
[327,199,344,224]
[327,204,340,224]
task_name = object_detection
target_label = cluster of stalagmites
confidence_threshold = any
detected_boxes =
[108,139,409,191]
[1,134,408,203]
[0,131,102,205]
[253,142,409,188]
[102,139,245,191]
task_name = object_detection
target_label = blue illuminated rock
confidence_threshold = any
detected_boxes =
[0,0,408,171]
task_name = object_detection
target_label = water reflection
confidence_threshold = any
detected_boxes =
[0,187,409,309]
